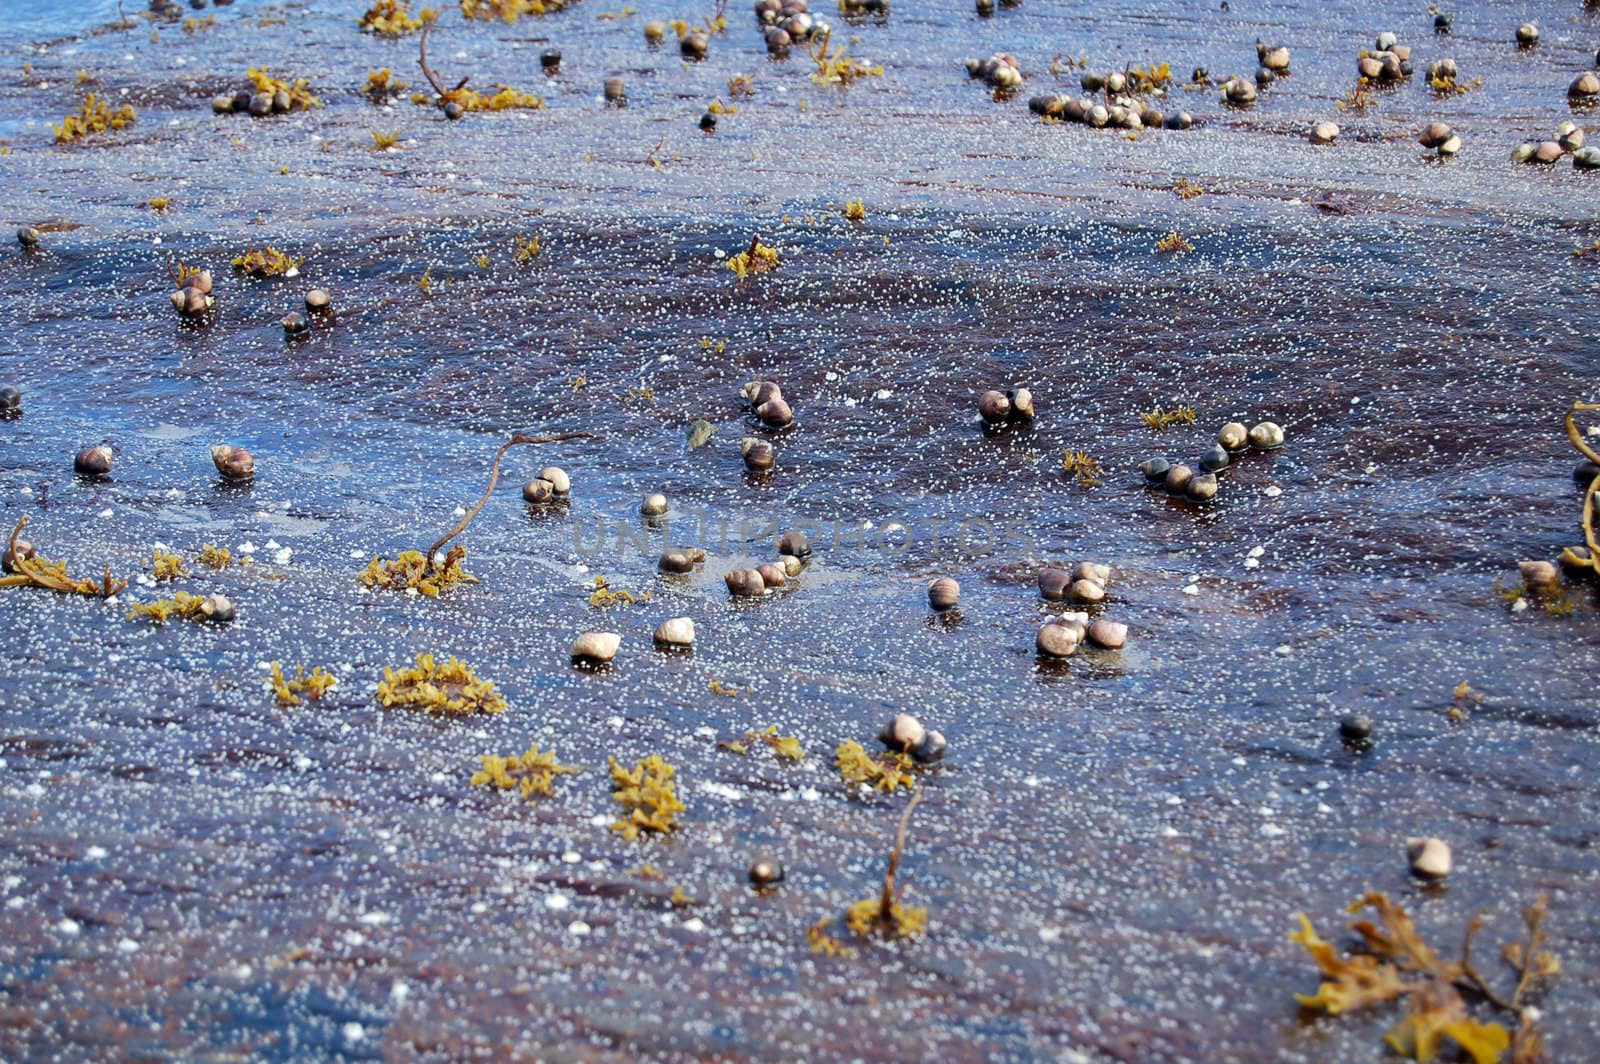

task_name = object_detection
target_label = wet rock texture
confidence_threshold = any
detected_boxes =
[1,1,1599,1060]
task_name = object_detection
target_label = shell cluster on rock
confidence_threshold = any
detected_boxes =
[1514,122,1594,169]
[742,378,794,429]
[1027,70,1192,132]
[1139,419,1283,504]
[169,268,214,319]
[965,53,1023,94]
[523,466,573,505]
[1034,563,1129,658]
[754,0,828,56]
[878,713,946,764]
[1357,33,1413,83]
[1417,121,1461,157]
[977,387,1035,427]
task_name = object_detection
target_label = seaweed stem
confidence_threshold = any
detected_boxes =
[1567,402,1600,562]
[1458,914,1514,1011]
[418,22,447,99]
[878,789,924,923]
[422,432,595,573]
[1566,401,1600,467]
[1509,895,1552,1009]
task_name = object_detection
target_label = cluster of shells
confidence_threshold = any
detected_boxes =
[964,53,1024,95]
[724,529,811,598]
[1356,32,1415,83]
[1139,420,1284,504]
[282,289,332,336]
[169,269,214,318]
[1035,563,1127,658]
[1514,122,1596,170]
[209,86,296,119]
[754,0,829,56]
[738,378,792,472]
[1029,82,1193,132]
[1216,41,1292,106]
[878,712,946,765]
[1417,121,1461,158]
[837,0,889,18]
[925,562,1128,660]
[976,386,1035,429]
[521,465,574,506]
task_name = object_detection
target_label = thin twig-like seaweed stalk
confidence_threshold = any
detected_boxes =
[1567,402,1600,564]
[878,789,924,923]
[422,432,594,573]
[418,22,451,98]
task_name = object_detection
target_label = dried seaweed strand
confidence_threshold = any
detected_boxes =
[877,789,923,924]
[2,516,126,598]
[1458,915,1514,1012]
[423,432,594,573]
[418,21,452,99]
[1565,401,1600,566]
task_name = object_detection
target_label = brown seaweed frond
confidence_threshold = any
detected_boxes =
[588,574,651,608]
[52,93,136,142]
[1291,892,1559,1062]
[421,432,596,574]
[460,0,579,22]
[360,547,476,596]
[727,233,779,279]
[149,548,187,582]
[376,653,506,716]
[417,21,543,110]
[360,0,438,35]
[807,28,883,85]
[196,543,235,569]
[1,517,127,598]
[835,739,915,794]
[608,755,685,840]
[471,742,580,802]
[1139,404,1197,430]
[1155,230,1193,255]
[125,590,212,624]
[365,68,409,99]
[718,725,804,761]
[1062,450,1104,487]
[270,663,338,706]
[245,68,320,110]
[230,246,302,277]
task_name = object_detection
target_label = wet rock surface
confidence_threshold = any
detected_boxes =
[2,0,1599,1060]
